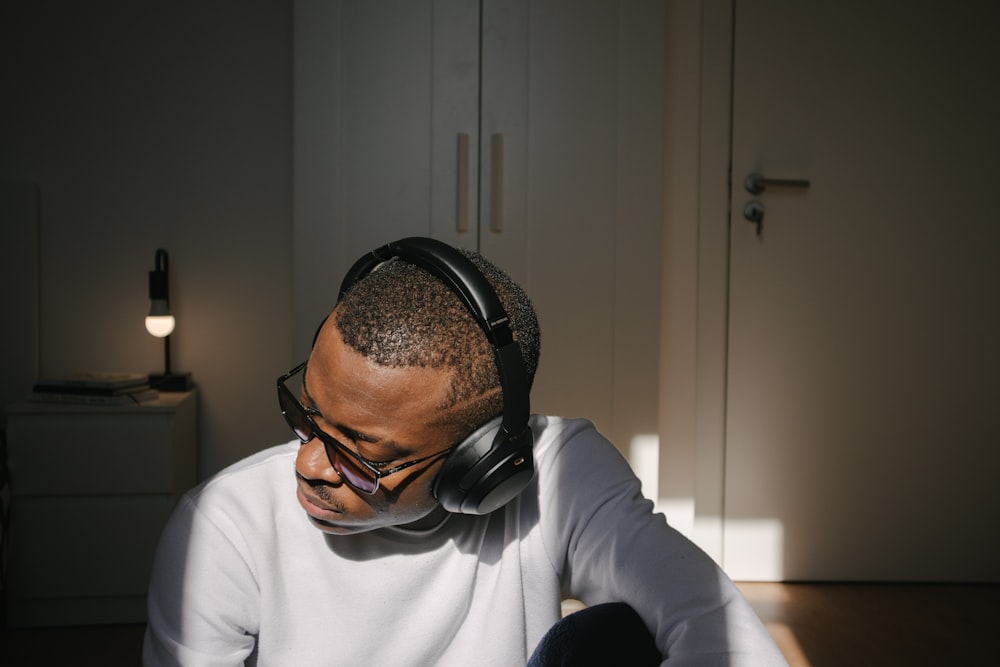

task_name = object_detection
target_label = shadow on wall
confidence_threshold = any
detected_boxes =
[0,182,40,412]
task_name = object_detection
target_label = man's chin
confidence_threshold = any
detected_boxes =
[305,505,448,536]
[306,514,374,536]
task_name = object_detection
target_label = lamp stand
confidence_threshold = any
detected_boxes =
[149,334,192,392]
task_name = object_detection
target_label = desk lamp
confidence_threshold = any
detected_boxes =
[146,248,192,391]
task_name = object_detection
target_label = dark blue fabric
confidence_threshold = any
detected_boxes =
[527,602,661,666]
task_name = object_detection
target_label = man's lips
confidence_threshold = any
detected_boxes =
[296,484,343,522]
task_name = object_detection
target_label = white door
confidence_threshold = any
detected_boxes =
[723,0,1000,581]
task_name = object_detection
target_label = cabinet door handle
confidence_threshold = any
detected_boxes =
[490,133,504,232]
[456,133,470,233]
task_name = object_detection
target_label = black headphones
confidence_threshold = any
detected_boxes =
[334,237,535,515]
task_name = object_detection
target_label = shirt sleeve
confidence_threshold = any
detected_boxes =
[538,418,787,667]
[144,490,260,666]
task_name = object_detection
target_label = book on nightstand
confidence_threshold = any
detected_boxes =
[29,372,160,405]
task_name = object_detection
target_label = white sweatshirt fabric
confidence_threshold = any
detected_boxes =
[144,416,786,666]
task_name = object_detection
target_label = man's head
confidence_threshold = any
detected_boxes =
[291,243,540,534]
[335,248,540,434]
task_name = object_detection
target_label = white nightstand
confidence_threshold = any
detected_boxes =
[3,391,197,627]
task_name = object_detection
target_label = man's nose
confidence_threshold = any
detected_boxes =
[295,437,344,485]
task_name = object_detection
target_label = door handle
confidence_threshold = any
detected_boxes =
[490,133,504,233]
[456,133,470,233]
[745,173,811,195]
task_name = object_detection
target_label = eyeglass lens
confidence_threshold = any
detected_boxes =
[278,382,379,494]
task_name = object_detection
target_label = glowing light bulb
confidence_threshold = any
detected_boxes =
[145,305,175,337]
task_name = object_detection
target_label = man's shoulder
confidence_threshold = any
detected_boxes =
[530,415,637,493]
[223,440,299,472]
[531,415,608,457]
[187,441,298,504]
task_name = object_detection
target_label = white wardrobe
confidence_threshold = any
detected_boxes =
[292,0,665,461]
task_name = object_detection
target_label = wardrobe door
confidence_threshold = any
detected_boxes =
[293,0,479,352]
[480,0,663,459]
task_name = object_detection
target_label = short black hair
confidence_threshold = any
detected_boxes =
[333,248,540,433]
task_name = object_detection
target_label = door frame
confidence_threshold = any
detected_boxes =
[659,0,732,565]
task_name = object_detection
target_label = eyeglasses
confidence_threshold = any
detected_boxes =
[277,362,457,495]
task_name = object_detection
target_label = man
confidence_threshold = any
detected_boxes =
[144,238,786,666]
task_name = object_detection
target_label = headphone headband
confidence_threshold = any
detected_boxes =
[336,237,535,514]
[339,237,530,437]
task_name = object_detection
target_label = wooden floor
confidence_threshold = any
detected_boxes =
[1,584,997,665]
[737,582,1000,666]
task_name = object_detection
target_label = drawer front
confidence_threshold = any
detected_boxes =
[7,412,181,494]
[7,494,175,599]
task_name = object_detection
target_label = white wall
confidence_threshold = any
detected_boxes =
[0,0,294,478]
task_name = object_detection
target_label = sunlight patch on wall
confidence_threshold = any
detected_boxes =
[629,434,660,507]
[658,497,695,539]
[627,434,699,546]
[723,519,785,581]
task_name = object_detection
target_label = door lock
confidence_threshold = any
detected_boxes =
[744,200,765,237]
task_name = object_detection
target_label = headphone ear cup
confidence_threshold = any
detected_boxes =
[434,416,535,515]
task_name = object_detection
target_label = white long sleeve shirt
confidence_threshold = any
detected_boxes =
[144,416,786,666]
